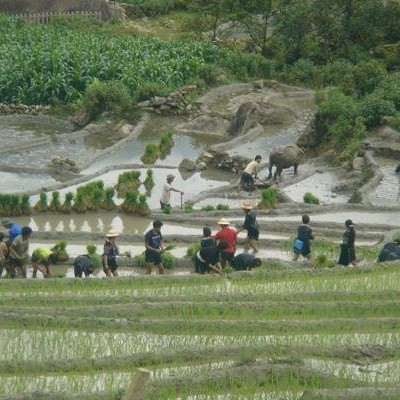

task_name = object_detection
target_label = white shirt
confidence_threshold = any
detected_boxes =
[160,182,173,204]
[244,160,260,176]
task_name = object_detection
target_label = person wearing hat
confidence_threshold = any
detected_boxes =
[160,174,184,212]
[144,219,165,275]
[240,155,262,191]
[236,201,259,254]
[8,226,32,278]
[2,218,22,246]
[338,219,357,266]
[31,247,58,278]
[102,229,120,277]
[214,218,237,268]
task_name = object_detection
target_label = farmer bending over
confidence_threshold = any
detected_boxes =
[31,247,58,278]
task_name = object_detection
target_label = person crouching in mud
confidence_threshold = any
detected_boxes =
[240,155,262,191]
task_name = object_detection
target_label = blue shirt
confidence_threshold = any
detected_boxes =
[144,229,163,253]
[8,223,22,243]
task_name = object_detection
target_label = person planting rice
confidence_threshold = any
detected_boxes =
[144,219,165,275]
[8,226,32,278]
[195,226,216,274]
[231,253,262,271]
[2,217,21,246]
[102,229,120,277]
[31,247,58,278]
[214,218,237,268]
[73,254,95,278]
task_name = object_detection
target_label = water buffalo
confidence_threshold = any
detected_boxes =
[268,143,304,181]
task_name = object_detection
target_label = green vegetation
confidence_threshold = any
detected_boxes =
[141,143,159,164]
[183,201,194,213]
[143,169,155,190]
[1,264,400,398]
[86,244,102,269]
[303,191,320,205]
[51,240,69,262]
[115,171,141,198]
[259,187,277,209]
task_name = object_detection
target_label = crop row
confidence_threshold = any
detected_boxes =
[0,15,217,105]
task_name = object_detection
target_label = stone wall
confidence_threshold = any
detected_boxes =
[0,0,111,19]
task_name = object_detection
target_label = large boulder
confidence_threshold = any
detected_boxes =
[227,101,295,137]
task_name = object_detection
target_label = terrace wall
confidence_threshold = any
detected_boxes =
[0,0,127,21]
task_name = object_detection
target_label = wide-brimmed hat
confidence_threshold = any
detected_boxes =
[1,218,12,226]
[241,201,253,210]
[167,174,175,180]
[217,218,230,225]
[106,229,119,237]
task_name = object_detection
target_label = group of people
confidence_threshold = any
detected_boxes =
[0,217,121,279]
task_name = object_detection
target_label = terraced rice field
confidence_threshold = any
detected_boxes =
[1,263,400,399]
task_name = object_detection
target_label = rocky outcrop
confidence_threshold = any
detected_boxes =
[198,149,250,174]
[49,157,80,174]
[227,101,295,137]
[137,85,197,114]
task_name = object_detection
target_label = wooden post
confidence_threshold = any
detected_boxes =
[122,368,150,400]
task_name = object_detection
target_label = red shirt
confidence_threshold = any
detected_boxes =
[214,227,237,254]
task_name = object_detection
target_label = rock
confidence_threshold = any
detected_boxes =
[179,158,196,171]
[352,156,364,171]
[196,161,207,170]
[50,157,80,174]
[253,80,264,89]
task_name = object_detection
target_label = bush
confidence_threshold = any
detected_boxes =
[216,204,230,211]
[80,79,132,121]
[303,192,320,204]
[358,93,397,128]
[134,82,171,102]
[201,205,215,212]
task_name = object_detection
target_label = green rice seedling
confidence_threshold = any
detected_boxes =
[86,244,102,269]
[73,192,87,213]
[20,194,31,215]
[10,194,21,216]
[313,254,336,269]
[34,192,48,213]
[186,242,201,259]
[115,171,141,197]
[159,131,174,158]
[162,204,171,214]
[216,204,230,210]
[136,194,151,216]
[143,169,155,189]
[161,252,178,269]
[201,205,215,211]
[51,240,69,262]
[121,190,139,214]
[303,192,320,204]
[49,191,62,212]
[102,187,116,210]
[141,143,159,164]
[304,191,321,205]
[184,201,194,213]
[260,187,277,209]
[61,192,74,213]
